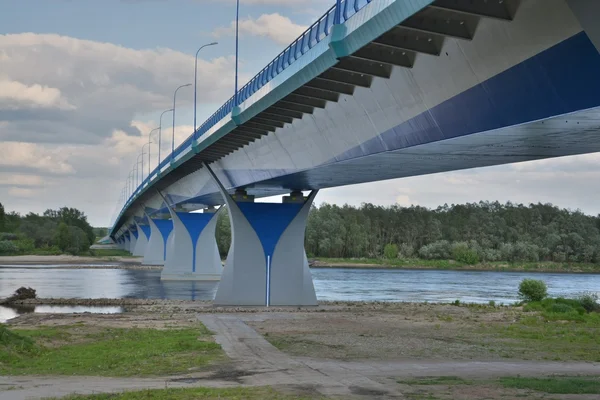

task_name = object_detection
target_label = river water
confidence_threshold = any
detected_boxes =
[1,266,599,322]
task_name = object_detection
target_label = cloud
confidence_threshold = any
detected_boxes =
[8,187,38,198]
[0,80,75,110]
[0,174,44,187]
[213,13,308,45]
[0,33,236,145]
[0,142,74,174]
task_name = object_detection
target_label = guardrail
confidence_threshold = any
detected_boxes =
[114,0,374,232]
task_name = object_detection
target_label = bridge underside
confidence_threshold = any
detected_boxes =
[182,105,600,207]
[110,0,600,304]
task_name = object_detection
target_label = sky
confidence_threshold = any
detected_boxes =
[1,0,600,227]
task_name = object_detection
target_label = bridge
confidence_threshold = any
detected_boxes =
[110,0,600,306]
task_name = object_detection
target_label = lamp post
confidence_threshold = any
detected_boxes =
[158,109,173,168]
[172,83,192,161]
[136,153,144,188]
[148,127,159,178]
[194,42,218,132]
[234,0,240,106]
[127,171,133,199]
[141,143,151,184]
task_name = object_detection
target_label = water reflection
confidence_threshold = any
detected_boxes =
[0,267,598,319]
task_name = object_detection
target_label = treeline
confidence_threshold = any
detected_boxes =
[215,201,600,264]
[306,201,600,263]
[0,202,95,256]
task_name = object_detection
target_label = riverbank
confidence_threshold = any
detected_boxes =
[0,255,144,266]
[2,300,599,399]
[311,257,600,273]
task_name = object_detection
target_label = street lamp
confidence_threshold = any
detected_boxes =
[127,171,134,199]
[148,127,159,179]
[194,42,218,132]
[136,153,145,188]
[158,109,173,168]
[234,0,240,105]
[172,83,192,161]
[141,142,152,184]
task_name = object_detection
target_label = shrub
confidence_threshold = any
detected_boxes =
[419,240,452,260]
[0,232,18,241]
[383,243,399,259]
[481,248,502,262]
[549,302,575,314]
[489,300,496,307]
[15,238,35,253]
[451,242,480,265]
[398,243,414,258]
[518,279,547,302]
[578,292,599,313]
[0,240,19,255]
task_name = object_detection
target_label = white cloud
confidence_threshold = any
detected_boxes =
[0,174,44,187]
[0,142,74,174]
[0,80,75,110]
[213,13,308,45]
[8,187,38,198]
[0,33,236,145]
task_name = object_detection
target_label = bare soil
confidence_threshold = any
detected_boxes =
[3,301,599,400]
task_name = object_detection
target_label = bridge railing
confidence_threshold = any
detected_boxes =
[117,0,374,228]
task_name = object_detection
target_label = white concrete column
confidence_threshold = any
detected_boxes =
[124,233,131,253]
[205,163,318,306]
[162,208,223,281]
[142,215,173,266]
[132,221,149,257]
[128,228,137,255]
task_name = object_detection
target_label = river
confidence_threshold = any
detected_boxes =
[1,266,599,322]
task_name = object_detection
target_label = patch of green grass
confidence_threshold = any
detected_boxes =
[1,325,223,377]
[398,376,472,386]
[0,324,40,364]
[500,376,600,394]
[485,313,600,361]
[47,387,328,399]
[89,249,136,257]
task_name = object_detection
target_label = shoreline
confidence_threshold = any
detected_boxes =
[1,255,599,274]
[310,259,600,274]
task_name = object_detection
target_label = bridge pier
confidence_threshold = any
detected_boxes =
[206,164,317,306]
[123,232,131,253]
[143,216,173,266]
[128,227,138,255]
[132,220,150,257]
[161,207,222,281]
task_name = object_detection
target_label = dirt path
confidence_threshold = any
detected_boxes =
[198,314,398,397]
[2,308,599,399]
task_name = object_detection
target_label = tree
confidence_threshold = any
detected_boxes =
[383,244,399,259]
[55,222,71,252]
[0,201,5,231]
[518,279,547,302]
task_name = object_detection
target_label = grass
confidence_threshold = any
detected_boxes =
[500,376,600,394]
[89,249,136,257]
[312,257,600,273]
[46,387,328,400]
[483,304,600,361]
[397,376,472,386]
[0,324,224,377]
[0,324,39,363]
